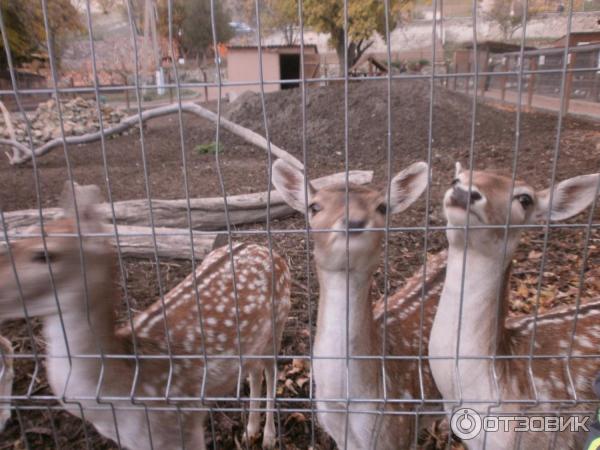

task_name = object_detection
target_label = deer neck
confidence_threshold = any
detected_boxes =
[429,242,512,406]
[42,260,127,396]
[314,267,382,397]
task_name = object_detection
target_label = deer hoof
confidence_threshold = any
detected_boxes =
[242,429,260,446]
[261,428,277,449]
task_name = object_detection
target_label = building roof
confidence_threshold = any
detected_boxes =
[551,31,600,47]
[227,44,318,52]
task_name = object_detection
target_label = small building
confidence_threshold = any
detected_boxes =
[225,45,319,100]
[451,41,536,92]
[453,41,536,75]
[551,31,600,48]
[549,32,600,103]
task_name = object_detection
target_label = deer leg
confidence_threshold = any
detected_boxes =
[188,422,207,450]
[0,336,13,432]
[245,367,262,443]
[262,362,277,449]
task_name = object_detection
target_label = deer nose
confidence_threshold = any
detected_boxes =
[451,186,482,208]
[343,218,368,231]
[469,190,482,202]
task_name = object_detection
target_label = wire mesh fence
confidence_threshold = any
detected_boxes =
[0,0,599,449]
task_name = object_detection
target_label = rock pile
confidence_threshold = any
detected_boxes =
[0,97,127,147]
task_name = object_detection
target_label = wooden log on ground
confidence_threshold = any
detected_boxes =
[106,225,218,260]
[1,170,373,231]
[5,225,218,261]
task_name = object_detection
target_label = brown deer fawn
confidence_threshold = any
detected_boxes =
[0,183,291,449]
[272,159,431,449]
[429,163,600,449]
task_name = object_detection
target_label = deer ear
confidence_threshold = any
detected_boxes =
[385,161,429,214]
[454,161,463,178]
[534,173,599,222]
[272,159,315,213]
[60,182,103,224]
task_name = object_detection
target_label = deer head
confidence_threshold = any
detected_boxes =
[444,162,600,257]
[272,160,429,272]
[0,183,112,319]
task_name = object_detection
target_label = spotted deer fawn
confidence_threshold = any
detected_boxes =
[273,159,431,449]
[0,184,291,449]
[429,163,600,449]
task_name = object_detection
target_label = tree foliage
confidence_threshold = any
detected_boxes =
[262,0,298,45]
[241,0,299,45]
[157,0,233,61]
[97,0,117,14]
[306,0,418,73]
[248,0,416,74]
[484,0,539,39]
[0,0,82,70]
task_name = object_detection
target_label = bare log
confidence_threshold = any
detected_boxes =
[105,225,217,260]
[1,170,373,231]
[1,102,303,170]
[5,225,217,261]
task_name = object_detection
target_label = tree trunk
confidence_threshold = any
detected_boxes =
[335,29,347,76]
[335,30,359,76]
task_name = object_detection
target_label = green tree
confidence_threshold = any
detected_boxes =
[0,0,82,70]
[241,0,420,73]
[97,0,116,14]
[263,0,298,45]
[484,0,539,40]
[157,0,233,62]
[242,0,298,45]
[303,0,415,75]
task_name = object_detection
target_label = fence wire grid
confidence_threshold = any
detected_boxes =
[0,0,599,449]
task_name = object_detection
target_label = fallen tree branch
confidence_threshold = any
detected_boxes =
[1,170,373,231]
[1,102,304,170]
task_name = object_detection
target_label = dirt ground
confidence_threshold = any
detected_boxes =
[0,80,599,449]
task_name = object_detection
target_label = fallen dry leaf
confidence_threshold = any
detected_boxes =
[284,412,307,425]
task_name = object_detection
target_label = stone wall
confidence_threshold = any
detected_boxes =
[0,97,126,147]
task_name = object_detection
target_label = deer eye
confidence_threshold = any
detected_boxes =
[376,203,387,215]
[516,194,533,209]
[308,203,322,215]
[451,178,459,186]
[31,250,57,264]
